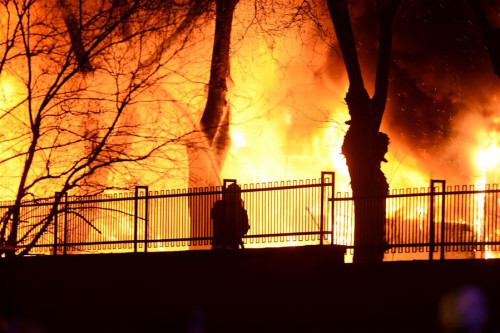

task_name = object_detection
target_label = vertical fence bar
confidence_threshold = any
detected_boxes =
[494,184,499,251]
[134,186,149,253]
[134,189,138,253]
[320,175,325,245]
[143,186,149,252]
[331,174,335,246]
[63,193,68,255]
[321,172,335,246]
[440,182,446,260]
[429,180,446,261]
[144,187,149,253]
[53,192,59,256]
[430,182,435,260]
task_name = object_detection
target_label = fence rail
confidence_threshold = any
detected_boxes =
[1,172,499,261]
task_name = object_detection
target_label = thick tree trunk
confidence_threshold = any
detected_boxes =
[187,0,237,247]
[342,88,389,262]
[327,0,399,262]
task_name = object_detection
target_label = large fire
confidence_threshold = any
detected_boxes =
[1,1,499,196]
[0,1,499,258]
[474,116,500,258]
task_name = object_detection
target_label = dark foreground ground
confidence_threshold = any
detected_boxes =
[1,246,500,333]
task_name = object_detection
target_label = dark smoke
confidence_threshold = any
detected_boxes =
[336,0,500,181]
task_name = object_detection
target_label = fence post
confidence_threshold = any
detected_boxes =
[429,180,446,261]
[134,186,149,253]
[439,181,446,261]
[53,192,60,256]
[143,187,149,253]
[330,173,336,246]
[63,193,68,255]
[320,172,335,245]
[223,179,237,191]
[222,179,237,247]
[134,188,138,253]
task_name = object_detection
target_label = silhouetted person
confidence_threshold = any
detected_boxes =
[211,183,249,249]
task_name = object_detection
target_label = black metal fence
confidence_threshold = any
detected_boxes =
[1,172,499,261]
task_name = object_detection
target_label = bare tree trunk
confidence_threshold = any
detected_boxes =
[0,0,198,257]
[5,113,42,257]
[327,0,399,263]
[342,94,389,263]
[187,0,237,246]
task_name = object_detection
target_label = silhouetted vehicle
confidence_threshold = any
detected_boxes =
[211,183,249,249]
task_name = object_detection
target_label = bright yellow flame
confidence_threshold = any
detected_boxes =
[476,137,500,170]
[230,128,246,149]
[0,73,25,109]
[473,121,499,258]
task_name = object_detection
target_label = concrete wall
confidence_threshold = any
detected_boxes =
[1,246,500,333]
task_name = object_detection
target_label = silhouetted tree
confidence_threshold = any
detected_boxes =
[326,0,401,262]
[187,0,238,245]
[0,0,202,256]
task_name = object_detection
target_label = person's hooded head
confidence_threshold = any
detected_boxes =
[226,183,242,203]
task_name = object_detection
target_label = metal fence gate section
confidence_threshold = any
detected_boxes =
[1,172,498,261]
